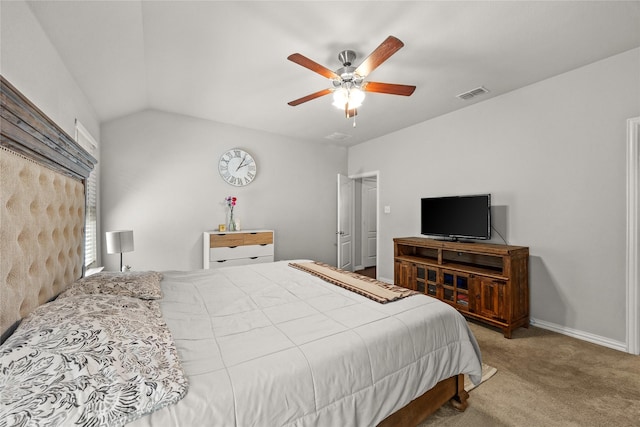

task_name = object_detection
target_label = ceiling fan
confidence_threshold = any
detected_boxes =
[287,35,416,119]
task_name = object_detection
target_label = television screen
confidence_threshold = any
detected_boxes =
[421,194,491,240]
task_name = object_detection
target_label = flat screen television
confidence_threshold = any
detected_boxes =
[421,194,491,240]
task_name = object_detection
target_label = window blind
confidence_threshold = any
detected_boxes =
[75,120,99,267]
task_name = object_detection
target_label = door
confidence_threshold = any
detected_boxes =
[361,177,377,268]
[337,174,354,271]
[395,260,413,289]
[476,277,506,320]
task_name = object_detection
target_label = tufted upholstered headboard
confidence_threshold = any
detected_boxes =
[1,76,96,343]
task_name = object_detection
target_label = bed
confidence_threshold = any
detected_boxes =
[0,76,482,426]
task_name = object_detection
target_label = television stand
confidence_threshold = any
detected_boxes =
[393,237,529,338]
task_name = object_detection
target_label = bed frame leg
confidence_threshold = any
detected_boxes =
[449,374,469,411]
[450,389,469,411]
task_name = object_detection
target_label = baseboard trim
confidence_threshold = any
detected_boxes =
[530,318,627,353]
[377,277,628,352]
[379,276,393,285]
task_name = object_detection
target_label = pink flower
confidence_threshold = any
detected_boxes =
[225,196,237,209]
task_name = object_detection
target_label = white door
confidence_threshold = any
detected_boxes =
[337,174,354,271]
[362,177,377,268]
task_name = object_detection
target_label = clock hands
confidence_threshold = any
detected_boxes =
[235,155,253,171]
[235,156,245,171]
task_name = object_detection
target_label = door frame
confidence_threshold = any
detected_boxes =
[627,117,639,355]
[359,176,377,269]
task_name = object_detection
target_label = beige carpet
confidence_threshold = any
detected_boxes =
[418,321,640,427]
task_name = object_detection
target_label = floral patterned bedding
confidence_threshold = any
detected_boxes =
[0,293,188,427]
[58,271,164,300]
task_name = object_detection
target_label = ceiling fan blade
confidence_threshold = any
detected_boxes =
[288,53,339,80]
[288,88,333,106]
[354,35,404,78]
[363,81,416,96]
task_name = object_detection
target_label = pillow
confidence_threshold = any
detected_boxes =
[59,271,164,300]
[0,294,188,426]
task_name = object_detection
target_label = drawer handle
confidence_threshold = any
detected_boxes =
[216,260,227,263]
[228,246,238,249]
[259,244,267,246]
[250,232,257,235]
[250,257,258,260]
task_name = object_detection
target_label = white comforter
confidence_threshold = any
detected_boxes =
[130,260,482,427]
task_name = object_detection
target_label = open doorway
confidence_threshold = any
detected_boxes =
[354,176,377,277]
[337,172,379,278]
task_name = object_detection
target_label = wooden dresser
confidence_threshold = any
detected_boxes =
[203,230,274,269]
[394,237,529,338]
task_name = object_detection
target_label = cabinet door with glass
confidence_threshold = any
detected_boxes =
[441,269,471,311]
[414,263,440,298]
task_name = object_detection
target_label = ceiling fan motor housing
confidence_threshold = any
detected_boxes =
[338,50,357,67]
[336,50,362,83]
[335,66,357,84]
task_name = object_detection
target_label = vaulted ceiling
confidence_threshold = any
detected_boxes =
[25,1,640,146]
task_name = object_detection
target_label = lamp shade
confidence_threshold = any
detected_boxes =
[105,230,134,254]
[332,87,365,109]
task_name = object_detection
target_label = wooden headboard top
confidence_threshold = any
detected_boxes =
[1,76,97,342]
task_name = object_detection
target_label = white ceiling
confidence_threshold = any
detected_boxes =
[26,1,640,146]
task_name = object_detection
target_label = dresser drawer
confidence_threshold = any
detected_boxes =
[209,231,273,247]
[243,232,273,245]
[210,244,274,262]
[209,255,274,269]
[210,233,245,248]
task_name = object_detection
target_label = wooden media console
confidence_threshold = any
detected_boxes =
[394,237,529,338]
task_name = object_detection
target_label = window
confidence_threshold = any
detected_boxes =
[75,120,99,267]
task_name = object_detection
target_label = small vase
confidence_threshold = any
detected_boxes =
[228,211,236,231]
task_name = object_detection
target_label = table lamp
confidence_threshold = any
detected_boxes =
[105,230,134,272]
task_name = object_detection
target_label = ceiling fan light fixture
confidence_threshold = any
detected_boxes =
[332,86,365,109]
[287,36,415,120]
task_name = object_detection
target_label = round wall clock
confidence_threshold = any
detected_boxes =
[218,148,257,186]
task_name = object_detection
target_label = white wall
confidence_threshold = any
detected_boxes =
[100,110,346,271]
[0,0,100,139]
[1,0,103,268]
[348,48,640,345]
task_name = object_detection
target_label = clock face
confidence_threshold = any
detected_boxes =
[218,149,257,186]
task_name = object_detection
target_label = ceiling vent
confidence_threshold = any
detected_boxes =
[456,86,489,100]
[324,132,352,142]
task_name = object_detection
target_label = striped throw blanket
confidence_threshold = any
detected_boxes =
[289,261,418,303]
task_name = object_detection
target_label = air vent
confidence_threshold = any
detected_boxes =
[324,132,352,141]
[456,86,489,100]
